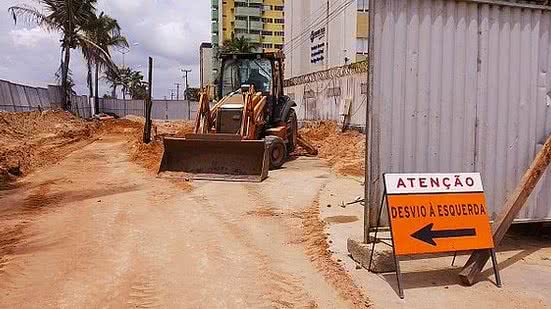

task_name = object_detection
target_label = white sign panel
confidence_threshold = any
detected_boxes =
[384,173,484,195]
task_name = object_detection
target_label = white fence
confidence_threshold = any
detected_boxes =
[99,99,199,120]
[284,62,368,130]
[0,79,92,118]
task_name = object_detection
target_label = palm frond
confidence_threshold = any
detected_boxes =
[8,5,60,31]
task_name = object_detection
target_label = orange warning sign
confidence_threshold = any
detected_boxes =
[384,173,495,256]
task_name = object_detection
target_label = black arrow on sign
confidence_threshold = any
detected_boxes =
[411,223,476,246]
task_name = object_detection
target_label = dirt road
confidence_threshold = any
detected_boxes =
[0,135,367,308]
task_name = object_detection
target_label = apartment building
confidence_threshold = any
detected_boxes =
[211,0,285,52]
[284,0,369,78]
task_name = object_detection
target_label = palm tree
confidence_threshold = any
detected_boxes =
[103,66,122,98]
[80,12,127,112]
[9,0,97,110]
[220,36,259,54]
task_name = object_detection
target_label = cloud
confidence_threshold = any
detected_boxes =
[0,0,211,99]
[10,27,58,48]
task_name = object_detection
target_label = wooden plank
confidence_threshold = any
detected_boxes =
[297,135,319,156]
[459,133,551,285]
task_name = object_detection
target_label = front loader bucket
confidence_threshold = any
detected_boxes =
[158,134,270,182]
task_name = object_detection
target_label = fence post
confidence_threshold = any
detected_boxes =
[144,57,154,144]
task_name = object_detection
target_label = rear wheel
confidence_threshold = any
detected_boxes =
[266,136,286,169]
[286,109,298,154]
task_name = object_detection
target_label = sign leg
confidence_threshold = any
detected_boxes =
[451,252,457,267]
[368,193,386,272]
[394,255,404,299]
[490,249,502,288]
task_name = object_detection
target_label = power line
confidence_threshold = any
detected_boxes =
[284,3,329,48]
[283,0,342,52]
[286,0,354,56]
[285,0,354,56]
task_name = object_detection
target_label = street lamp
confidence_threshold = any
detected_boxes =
[118,42,139,100]
[118,42,140,69]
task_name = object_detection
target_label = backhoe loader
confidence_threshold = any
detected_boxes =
[159,52,298,182]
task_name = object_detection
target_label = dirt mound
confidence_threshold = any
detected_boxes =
[298,122,365,177]
[0,111,96,188]
[99,118,194,191]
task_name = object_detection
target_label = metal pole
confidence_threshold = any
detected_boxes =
[175,83,181,101]
[143,57,153,144]
[181,69,192,119]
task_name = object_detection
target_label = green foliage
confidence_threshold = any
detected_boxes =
[220,36,259,54]
[9,0,99,110]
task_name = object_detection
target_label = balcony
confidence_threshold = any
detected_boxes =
[235,19,248,30]
[236,33,261,43]
[211,21,219,33]
[249,20,263,31]
[211,9,218,21]
[235,6,262,17]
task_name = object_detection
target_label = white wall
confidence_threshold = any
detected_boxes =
[284,0,360,79]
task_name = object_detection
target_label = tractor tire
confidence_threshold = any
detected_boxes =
[286,109,298,154]
[266,136,286,169]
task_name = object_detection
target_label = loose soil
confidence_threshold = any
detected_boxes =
[299,121,365,177]
[0,111,96,189]
[0,128,369,307]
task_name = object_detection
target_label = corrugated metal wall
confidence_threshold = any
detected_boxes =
[99,99,199,120]
[368,0,551,225]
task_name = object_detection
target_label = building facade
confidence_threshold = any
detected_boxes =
[199,42,213,90]
[211,0,285,52]
[284,0,369,79]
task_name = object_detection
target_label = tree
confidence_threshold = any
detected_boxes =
[126,69,146,100]
[102,66,123,98]
[103,66,145,100]
[9,0,98,110]
[220,36,259,54]
[80,12,127,112]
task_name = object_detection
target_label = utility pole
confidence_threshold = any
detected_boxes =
[175,83,181,101]
[181,69,192,99]
[181,68,192,120]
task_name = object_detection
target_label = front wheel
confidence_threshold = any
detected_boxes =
[266,136,286,169]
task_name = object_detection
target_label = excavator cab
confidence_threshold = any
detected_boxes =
[158,52,297,182]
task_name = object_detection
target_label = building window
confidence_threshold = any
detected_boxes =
[250,29,260,34]
[262,18,274,23]
[250,16,261,21]
[274,31,284,36]
[262,30,273,36]
[236,16,247,20]
[262,43,273,49]
[356,38,369,53]
[274,44,283,50]
[274,5,284,11]
[274,19,284,24]
[357,0,369,11]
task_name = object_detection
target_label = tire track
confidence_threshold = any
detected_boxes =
[191,186,316,308]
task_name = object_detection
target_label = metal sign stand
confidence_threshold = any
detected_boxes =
[367,186,502,299]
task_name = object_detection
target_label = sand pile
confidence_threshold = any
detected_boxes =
[100,117,194,191]
[298,121,365,177]
[0,111,96,187]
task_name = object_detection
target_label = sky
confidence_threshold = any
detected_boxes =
[0,0,211,99]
